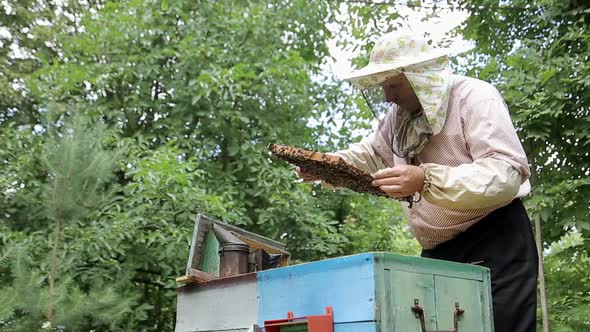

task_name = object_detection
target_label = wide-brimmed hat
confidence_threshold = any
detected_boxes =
[342,30,452,90]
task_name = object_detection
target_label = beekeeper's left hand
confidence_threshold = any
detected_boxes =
[371,165,424,198]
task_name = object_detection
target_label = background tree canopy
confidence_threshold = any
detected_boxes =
[0,0,588,331]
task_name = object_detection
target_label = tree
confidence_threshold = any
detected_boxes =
[42,107,119,322]
[1,1,418,330]
[0,109,134,331]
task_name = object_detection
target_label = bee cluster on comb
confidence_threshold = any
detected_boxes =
[268,143,412,204]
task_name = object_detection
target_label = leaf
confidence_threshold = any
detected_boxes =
[160,0,169,11]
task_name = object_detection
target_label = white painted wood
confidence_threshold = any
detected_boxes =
[175,275,258,332]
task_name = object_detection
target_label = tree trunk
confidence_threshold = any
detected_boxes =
[535,211,550,332]
[47,218,62,322]
[529,140,550,332]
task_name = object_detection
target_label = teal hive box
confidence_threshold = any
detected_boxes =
[257,252,494,331]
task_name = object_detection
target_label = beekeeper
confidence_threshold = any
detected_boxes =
[297,30,538,332]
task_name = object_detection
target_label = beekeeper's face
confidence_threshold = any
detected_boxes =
[380,74,422,113]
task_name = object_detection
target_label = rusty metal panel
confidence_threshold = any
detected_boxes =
[175,273,258,332]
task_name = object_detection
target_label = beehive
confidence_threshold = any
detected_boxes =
[175,252,494,331]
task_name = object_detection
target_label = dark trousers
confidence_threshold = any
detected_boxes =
[421,199,538,332]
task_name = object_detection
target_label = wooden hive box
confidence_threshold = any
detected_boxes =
[175,253,494,331]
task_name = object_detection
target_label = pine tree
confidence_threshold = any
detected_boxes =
[42,106,119,324]
[0,105,134,331]
[0,243,137,332]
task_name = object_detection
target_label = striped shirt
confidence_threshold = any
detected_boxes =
[349,74,531,249]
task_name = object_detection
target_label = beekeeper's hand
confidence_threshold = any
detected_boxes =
[295,167,320,183]
[372,165,424,198]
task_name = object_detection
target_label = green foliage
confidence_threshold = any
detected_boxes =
[42,106,118,223]
[0,0,100,125]
[0,244,137,332]
[338,194,421,255]
[0,122,46,232]
[0,1,418,330]
[543,232,590,331]
[0,108,128,330]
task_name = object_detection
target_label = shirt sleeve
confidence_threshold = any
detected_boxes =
[462,94,530,181]
[420,92,530,209]
[333,134,387,174]
[420,157,522,209]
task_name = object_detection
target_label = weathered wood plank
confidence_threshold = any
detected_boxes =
[175,268,218,285]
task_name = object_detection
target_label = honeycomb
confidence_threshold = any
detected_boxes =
[268,143,412,203]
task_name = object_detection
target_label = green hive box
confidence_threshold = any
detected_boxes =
[257,252,494,331]
[375,253,493,331]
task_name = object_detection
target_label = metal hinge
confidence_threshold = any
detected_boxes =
[411,299,465,332]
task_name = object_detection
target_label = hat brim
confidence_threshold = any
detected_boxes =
[341,49,451,89]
